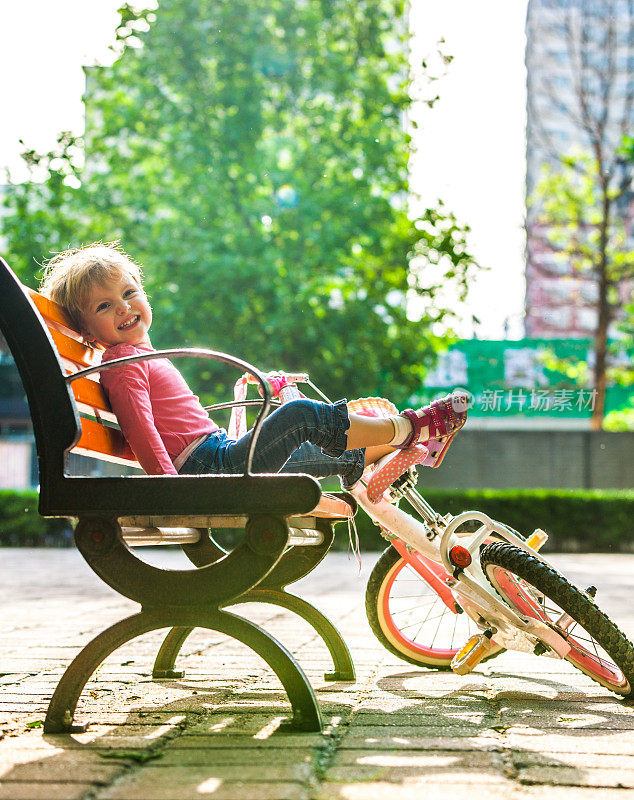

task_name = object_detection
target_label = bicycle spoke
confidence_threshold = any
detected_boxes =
[533,590,613,663]
[394,611,453,631]
[389,601,442,617]
[429,601,449,647]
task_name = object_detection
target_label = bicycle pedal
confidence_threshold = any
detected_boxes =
[450,632,495,675]
[525,528,548,551]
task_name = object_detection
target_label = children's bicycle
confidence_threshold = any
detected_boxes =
[229,373,634,697]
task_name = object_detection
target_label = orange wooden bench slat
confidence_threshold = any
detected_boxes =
[46,346,112,417]
[72,377,113,414]
[26,288,127,457]
[27,287,77,330]
[48,327,97,369]
[76,416,137,464]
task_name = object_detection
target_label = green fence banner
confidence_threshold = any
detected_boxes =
[408,339,632,419]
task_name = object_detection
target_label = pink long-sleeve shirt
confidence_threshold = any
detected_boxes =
[100,343,218,475]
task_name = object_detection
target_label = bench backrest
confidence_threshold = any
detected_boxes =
[0,257,141,476]
[25,289,138,468]
[0,258,82,481]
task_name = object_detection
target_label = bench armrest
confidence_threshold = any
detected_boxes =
[66,348,270,476]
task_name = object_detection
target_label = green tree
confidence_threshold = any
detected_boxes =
[527,1,634,430]
[3,0,477,404]
[531,152,634,429]
[2,132,84,285]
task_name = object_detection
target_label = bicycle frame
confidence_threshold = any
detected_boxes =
[369,481,572,659]
[228,372,573,663]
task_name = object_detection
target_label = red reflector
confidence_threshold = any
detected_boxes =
[449,545,472,568]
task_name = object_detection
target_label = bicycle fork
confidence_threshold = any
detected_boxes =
[349,481,444,562]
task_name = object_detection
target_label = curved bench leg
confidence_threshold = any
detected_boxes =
[245,589,356,681]
[45,610,159,733]
[212,608,322,731]
[152,626,193,679]
[45,608,322,733]
[153,590,355,683]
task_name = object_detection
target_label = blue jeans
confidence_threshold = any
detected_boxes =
[178,398,366,488]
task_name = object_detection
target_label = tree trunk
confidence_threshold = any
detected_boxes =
[592,309,608,430]
[591,181,612,431]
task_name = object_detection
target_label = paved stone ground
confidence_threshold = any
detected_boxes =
[1,547,634,800]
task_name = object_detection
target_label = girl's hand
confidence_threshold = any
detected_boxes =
[259,372,289,398]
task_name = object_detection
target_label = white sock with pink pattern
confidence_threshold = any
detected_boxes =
[387,415,414,447]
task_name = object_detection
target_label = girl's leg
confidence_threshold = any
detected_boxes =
[345,413,395,449]
[364,444,396,466]
[179,399,395,483]
[221,398,362,475]
[220,398,404,483]
[181,399,440,482]
[346,412,429,450]
[278,442,396,486]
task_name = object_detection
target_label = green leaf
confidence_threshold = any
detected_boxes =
[1,0,479,403]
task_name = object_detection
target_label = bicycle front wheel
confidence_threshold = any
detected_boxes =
[480,542,634,697]
[365,545,503,669]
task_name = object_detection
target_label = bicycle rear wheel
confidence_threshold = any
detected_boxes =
[480,542,634,697]
[365,546,503,669]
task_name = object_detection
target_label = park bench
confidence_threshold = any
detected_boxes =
[0,256,356,733]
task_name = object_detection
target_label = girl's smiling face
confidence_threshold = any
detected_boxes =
[81,273,153,348]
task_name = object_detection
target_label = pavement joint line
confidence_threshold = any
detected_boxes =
[308,661,382,794]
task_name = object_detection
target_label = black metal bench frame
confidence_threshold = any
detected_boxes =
[0,257,356,733]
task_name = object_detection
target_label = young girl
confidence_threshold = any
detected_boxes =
[40,243,467,486]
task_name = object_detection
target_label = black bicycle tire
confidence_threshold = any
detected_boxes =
[365,546,503,670]
[480,542,634,697]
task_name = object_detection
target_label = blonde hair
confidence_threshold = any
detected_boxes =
[40,242,144,331]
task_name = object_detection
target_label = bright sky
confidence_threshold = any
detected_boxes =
[0,0,528,339]
[409,1,529,339]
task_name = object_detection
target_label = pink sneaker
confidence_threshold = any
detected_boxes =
[397,391,469,450]
[420,431,457,469]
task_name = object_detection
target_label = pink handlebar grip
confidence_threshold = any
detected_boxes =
[246,371,309,385]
